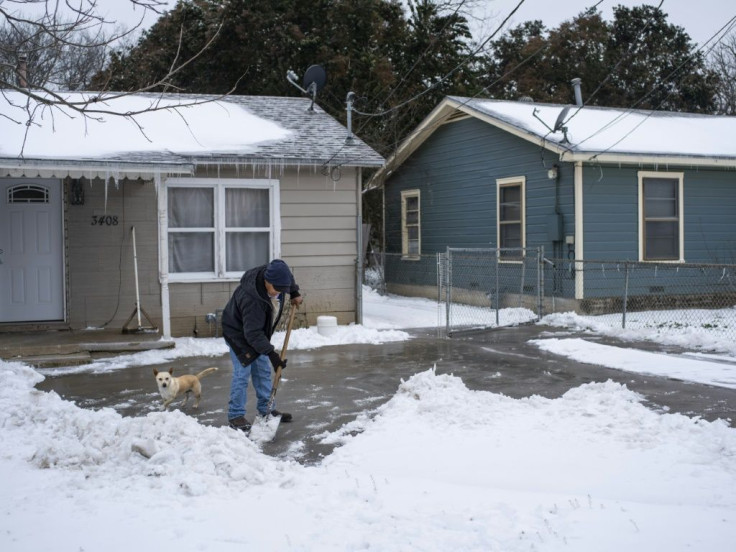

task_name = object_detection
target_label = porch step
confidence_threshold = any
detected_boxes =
[11,351,93,368]
[79,341,176,353]
[0,339,175,364]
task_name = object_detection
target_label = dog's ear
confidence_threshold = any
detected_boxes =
[168,368,174,375]
[153,368,158,376]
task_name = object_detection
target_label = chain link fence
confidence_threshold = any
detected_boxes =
[371,249,736,344]
[440,248,542,334]
[544,258,736,345]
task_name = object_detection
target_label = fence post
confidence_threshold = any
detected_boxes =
[495,248,500,326]
[436,253,442,338]
[538,246,544,320]
[446,247,452,335]
[622,261,630,329]
[519,248,526,309]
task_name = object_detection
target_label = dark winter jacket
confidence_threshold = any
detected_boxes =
[221,264,300,367]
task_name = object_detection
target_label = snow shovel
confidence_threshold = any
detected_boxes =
[249,302,297,444]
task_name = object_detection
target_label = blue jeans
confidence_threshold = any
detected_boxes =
[227,347,274,420]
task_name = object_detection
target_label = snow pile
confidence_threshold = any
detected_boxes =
[0,360,297,497]
[542,310,736,355]
[3,361,736,551]
[315,369,736,550]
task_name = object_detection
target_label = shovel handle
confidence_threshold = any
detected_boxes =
[280,302,297,360]
[267,302,297,412]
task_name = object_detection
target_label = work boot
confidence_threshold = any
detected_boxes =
[271,410,292,423]
[228,416,251,432]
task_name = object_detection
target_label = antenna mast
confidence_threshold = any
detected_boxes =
[286,65,326,111]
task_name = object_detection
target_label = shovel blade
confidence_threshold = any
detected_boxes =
[249,414,282,444]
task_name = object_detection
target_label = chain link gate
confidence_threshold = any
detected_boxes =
[440,248,543,335]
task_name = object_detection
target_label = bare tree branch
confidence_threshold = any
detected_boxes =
[0,0,245,145]
[710,31,736,115]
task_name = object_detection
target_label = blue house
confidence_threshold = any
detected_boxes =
[367,96,736,309]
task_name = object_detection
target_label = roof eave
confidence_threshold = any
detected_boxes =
[366,98,465,190]
[0,158,193,179]
[563,151,736,168]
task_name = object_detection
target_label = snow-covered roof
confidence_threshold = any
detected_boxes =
[454,96,736,163]
[368,95,736,190]
[0,91,383,179]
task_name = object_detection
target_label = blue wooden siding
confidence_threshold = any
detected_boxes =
[384,114,736,299]
[581,165,736,298]
[581,165,736,264]
[581,165,639,260]
[385,117,575,258]
[684,169,736,263]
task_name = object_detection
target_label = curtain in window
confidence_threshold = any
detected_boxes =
[168,187,215,273]
[225,188,270,273]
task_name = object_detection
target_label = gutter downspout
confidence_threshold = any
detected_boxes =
[155,173,172,339]
[574,162,584,300]
[356,167,363,324]
[382,183,386,294]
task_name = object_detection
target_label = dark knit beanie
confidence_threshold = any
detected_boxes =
[264,259,292,290]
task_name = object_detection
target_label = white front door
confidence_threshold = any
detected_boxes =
[0,179,64,322]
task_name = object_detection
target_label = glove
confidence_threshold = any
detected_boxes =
[268,350,287,372]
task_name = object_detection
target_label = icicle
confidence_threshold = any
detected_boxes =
[720,268,727,282]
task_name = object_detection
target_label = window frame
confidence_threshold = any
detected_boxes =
[401,189,421,260]
[166,178,280,282]
[496,176,526,262]
[637,171,684,263]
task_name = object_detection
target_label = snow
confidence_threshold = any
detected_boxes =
[2,287,736,551]
[0,91,292,158]
[466,98,736,159]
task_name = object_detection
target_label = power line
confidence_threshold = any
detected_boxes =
[353,0,527,120]
[578,14,736,159]
[321,0,528,169]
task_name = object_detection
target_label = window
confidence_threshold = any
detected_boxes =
[167,179,279,279]
[401,190,420,259]
[497,176,525,259]
[638,172,683,261]
[8,184,49,203]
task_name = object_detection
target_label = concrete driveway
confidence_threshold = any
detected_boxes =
[34,324,736,464]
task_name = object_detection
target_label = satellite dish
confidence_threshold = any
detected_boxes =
[303,65,327,93]
[553,106,571,132]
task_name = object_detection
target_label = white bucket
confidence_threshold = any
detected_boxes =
[317,315,338,337]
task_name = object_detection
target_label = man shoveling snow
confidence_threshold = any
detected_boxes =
[221,259,303,435]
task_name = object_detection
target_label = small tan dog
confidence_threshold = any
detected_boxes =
[153,367,218,410]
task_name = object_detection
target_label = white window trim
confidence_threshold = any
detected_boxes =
[401,189,421,260]
[496,176,526,262]
[637,171,684,263]
[165,177,281,282]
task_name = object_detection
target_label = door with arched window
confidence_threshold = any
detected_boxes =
[0,179,64,322]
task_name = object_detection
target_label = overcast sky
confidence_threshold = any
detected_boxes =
[92,0,736,49]
[483,0,736,47]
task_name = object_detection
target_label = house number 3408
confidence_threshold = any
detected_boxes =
[90,215,119,226]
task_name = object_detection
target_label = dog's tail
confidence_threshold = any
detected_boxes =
[195,367,218,380]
